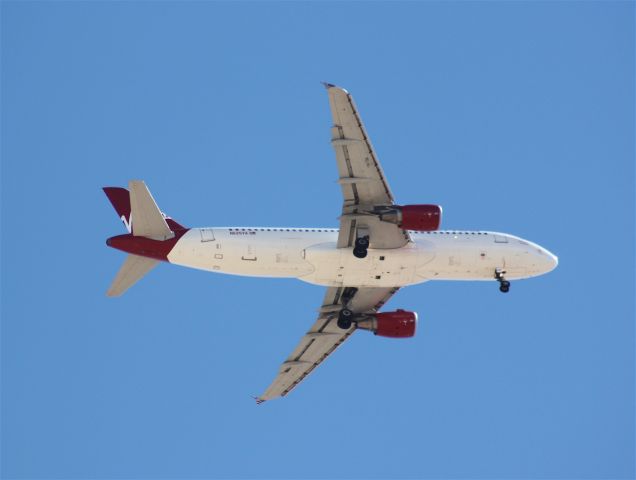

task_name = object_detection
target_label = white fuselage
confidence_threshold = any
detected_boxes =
[167,227,558,288]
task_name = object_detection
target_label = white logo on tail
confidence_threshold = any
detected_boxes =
[121,214,132,233]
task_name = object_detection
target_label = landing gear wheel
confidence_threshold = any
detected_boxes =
[355,236,369,248]
[353,247,368,259]
[495,269,511,293]
[337,308,354,330]
[353,236,369,259]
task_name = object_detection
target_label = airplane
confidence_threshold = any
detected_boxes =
[103,83,558,402]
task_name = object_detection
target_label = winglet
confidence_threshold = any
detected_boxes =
[253,396,266,405]
[321,81,348,94]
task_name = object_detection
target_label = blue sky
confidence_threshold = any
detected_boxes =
[2,2,634,479]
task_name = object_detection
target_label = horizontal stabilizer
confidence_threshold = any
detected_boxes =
[129,180,173,240]
[107,254,159,297]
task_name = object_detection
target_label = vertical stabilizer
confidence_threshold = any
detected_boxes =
[103,185,186,233]
[107,254,159,297]
[103,187,133,233]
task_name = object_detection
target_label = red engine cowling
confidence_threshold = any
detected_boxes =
[399,205,442,231]
[379,205,442,231]
[357,309,417,338]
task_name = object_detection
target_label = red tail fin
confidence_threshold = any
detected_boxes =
[103,186,186,232]
[103,187,132,232]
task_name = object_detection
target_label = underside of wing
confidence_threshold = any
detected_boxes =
[326,84,394,207]
[257,286,399,402]
[324,84,411,249]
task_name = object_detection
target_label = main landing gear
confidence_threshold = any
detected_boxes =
[353,235,369,259]
[337,308,354,330]
[495,268,511,293]
[337,287,358,329]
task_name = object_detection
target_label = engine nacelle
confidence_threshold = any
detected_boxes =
[379,204,442,231]
[356,309,417,338]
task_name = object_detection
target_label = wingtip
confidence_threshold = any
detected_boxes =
[253,396,266,405]
[321,81,348,94]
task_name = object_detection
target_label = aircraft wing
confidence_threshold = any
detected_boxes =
[257,286,399,402]
[325,84,411,249]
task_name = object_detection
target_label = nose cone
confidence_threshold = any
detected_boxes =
[544,249,558,272]
[534,246,558,275]
[514,238,558,277]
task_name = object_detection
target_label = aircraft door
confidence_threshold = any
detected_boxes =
[200,228,215,242]
[494,234,508,243]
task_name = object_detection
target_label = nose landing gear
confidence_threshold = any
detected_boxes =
[495,268,510,293]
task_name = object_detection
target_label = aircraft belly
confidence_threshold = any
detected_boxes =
[167,231,536,284]
[300,242,433,287]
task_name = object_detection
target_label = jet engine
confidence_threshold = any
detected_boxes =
[356,309,417,338]
[379,204,442,231]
